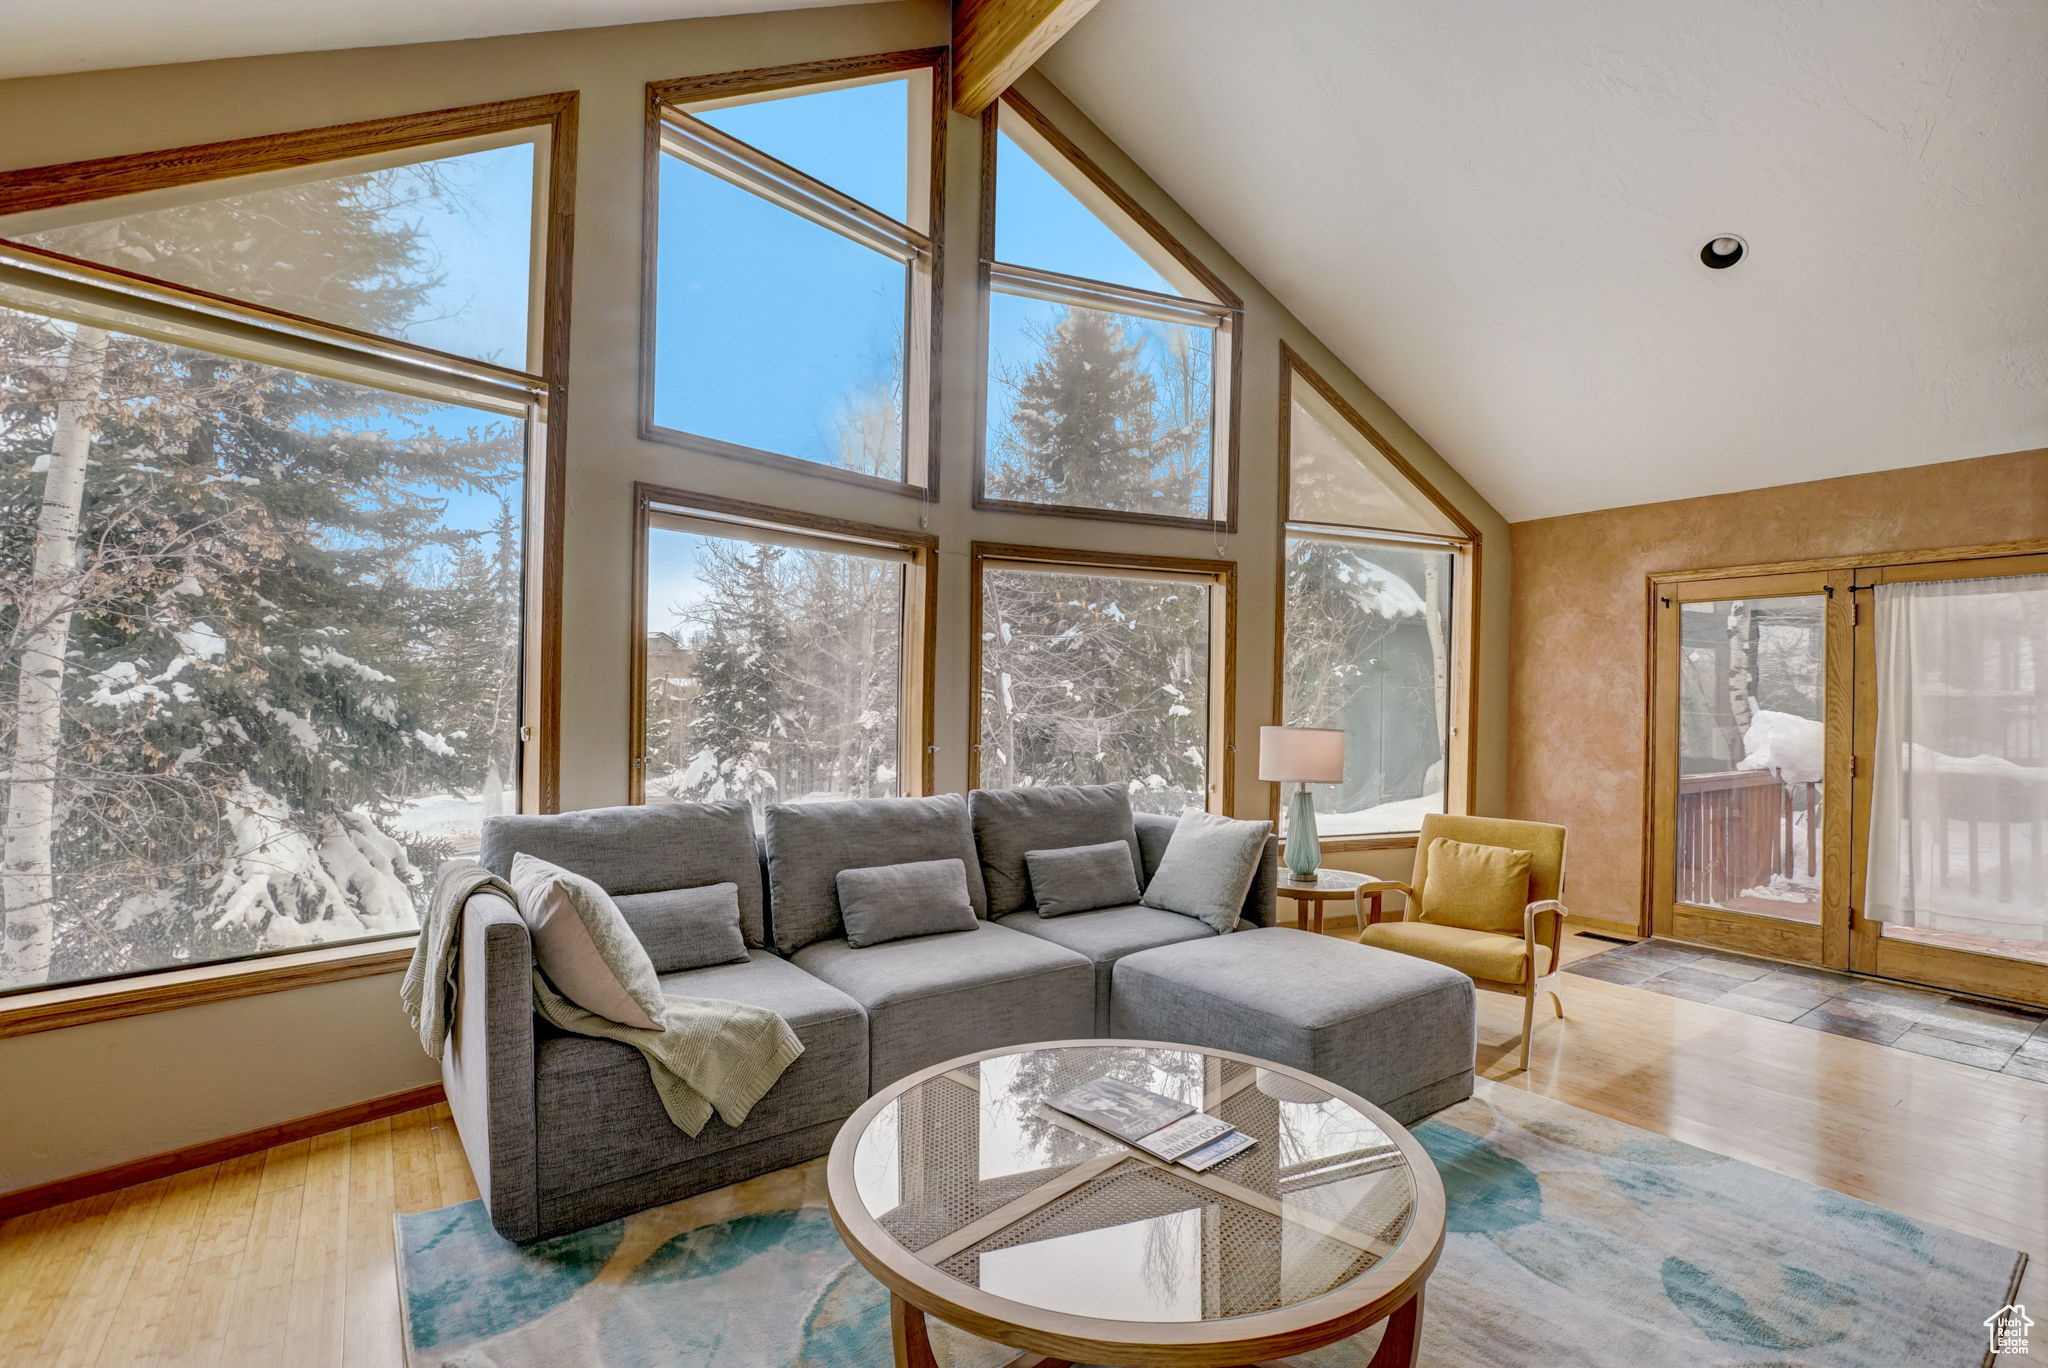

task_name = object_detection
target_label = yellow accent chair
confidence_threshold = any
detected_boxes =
[1356,814,1569,1070]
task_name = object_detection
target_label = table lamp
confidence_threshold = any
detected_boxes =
[1258,725,1346,878]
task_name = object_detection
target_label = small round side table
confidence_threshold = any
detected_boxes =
[1276,867,1372,935]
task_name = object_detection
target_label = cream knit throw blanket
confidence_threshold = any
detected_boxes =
[404,860,803,1136]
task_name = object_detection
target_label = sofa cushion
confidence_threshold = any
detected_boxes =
[836,858,979,948]
[971,784,1140,918]
[1110,927,1476,1125]
[612,883,750,974]
[1025,841,1143,918]
[1141,809,1275,933]
[792,921,1093,1089]
[997,905,1219,1033]
[533,951,866,1199]
[764,794,988,954]
[482,801,768,947]
[509,854,664,1029]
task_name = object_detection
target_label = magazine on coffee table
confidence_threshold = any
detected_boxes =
[1046,1077,1192,1142]
[1047,1077,1254,1166]
[1179,1129,1257,1171]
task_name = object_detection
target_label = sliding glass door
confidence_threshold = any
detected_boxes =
[1652,550,2048,1007]
[1650,570,1853,966]
[1850,553,2048,1007]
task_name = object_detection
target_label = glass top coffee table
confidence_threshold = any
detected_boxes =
[825,1039,1444,1368]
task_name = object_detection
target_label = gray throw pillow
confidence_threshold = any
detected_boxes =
[1024,841,1142,917]
[835,858,979,948]
[1140,809,1276,934]
[509,853,666,1029]
[612,883,751,974]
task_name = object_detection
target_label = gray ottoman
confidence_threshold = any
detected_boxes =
[1110,926,1476,1124]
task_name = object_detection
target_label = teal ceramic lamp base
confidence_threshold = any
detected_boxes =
[1285,783,1321,878]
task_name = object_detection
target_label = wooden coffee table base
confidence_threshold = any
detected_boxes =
[886,1286,1425,1368]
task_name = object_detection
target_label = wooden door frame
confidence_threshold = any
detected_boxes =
[1848,548,2048,1007]
[1646,568,1854,966]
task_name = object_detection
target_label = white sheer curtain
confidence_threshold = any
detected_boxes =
[1865,573,2048,944]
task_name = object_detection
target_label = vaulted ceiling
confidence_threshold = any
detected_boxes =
[1044,0,2048,519]
[0,0,864,82]
[4,0,2042,520]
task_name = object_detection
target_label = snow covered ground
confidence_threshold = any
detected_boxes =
[382,793,486,853]
[1313,792,1444,836]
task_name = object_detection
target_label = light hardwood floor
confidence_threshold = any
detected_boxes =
[2,929,2041,1367]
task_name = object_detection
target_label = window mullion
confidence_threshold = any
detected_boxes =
[1285,522,1470,551]
[987,259,1230,329]
[659,115,925,264]
[0,243,538,414]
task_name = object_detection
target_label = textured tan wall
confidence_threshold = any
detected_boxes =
[0,5,1508,1190]
[1507,448,2048,932]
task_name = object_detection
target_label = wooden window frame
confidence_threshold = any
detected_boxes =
[642,50,949,500]
[629,483,940,804]
[1272,344,1480,851]
[973,89,1245,533]
[0,96,576,1030]
[967,541,1238,814]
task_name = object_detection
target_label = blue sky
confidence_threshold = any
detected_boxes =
[992,131,1171,294]
[650,79,1192,479]
[386,142,534,369]
[260,81,1213,605]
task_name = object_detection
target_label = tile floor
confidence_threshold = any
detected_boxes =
[1564,937,2048,1080]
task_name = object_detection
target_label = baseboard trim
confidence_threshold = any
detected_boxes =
[1566,914,1643,940]
[0,1081,446,1220]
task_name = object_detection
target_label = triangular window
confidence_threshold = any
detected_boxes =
[2,137,540,369]
[993,130,1171,296]
[1287,372,1466,538]
[981,95,1236,524]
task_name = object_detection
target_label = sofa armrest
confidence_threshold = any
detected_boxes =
[442,889,540,1242]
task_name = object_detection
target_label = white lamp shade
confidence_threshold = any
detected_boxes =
[1258,726,1345,783]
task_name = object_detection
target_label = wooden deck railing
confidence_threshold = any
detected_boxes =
[1676,769,1817,907]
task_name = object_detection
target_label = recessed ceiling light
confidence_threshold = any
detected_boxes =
[1701,235,1747,269]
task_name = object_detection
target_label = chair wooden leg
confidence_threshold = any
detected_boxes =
[1519,987,1535,1071]
[1548,987,1565,1019]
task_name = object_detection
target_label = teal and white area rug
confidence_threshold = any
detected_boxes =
[395,1084,2023,1367]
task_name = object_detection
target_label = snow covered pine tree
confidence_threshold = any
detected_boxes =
[0,160,525,988]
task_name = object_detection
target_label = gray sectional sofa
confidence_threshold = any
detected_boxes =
[439,785,1471,1243]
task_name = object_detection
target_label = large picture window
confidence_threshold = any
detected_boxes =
[1278,350,1475,840]
[973,544,1233,815]
[633,488,935,818]
[979,95,1239,527]
[0,104,567,994]
[647,54,942,492]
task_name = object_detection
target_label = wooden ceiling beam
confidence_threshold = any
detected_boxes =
[951,0,1103,117]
